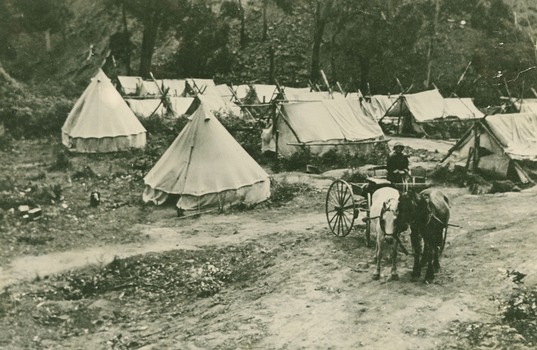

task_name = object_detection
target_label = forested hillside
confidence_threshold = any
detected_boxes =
[1,0,537,108]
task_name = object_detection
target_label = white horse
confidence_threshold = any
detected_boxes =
[370,187,401,281]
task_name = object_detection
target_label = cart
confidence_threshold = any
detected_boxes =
[325,166,429,244]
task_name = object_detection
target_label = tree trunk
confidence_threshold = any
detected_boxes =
[121,3,132,75]
[239,0,247,47]
[310,1,327,83]
[139,11,159,78]
[359,55,370,94]
[330,33,337,82]
[262,0,268,41]
[424,0,440,88]
[269,45,275,84]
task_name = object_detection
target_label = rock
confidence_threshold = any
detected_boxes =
[17,205,30,215]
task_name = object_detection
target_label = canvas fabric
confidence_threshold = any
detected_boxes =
[443,98,484,119]
[168,97,194,116]
[62,69,146,152]
[125,99,166,118]
[117,76,143,96]
[251,84,277,103]
[265,99,385,158]
[143,104,270,210]
[485,113,537,160]
[63,133,146,153]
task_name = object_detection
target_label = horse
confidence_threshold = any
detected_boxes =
[399,188,450,283]
[370,186,405,281]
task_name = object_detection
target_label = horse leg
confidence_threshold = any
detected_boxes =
[433,229,442,273]
[373,237,382,280]
[410,227,422,281]
[425,245,439,283]
[390,240,399,281]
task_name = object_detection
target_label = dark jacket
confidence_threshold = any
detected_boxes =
[386,152,409,182]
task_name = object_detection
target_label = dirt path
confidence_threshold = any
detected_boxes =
[0,211,326,291]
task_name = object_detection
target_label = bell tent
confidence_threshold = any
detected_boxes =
[143,103,270,211]
[62,69,146,153]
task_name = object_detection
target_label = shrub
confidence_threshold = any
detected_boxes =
[1,96,72,139]
[268,179,313,206]
[49,147,72,171]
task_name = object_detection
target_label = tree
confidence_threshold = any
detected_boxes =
[173,4,234,78]
[304,0,335,83]
[13,0,72,51]
[117,0,185,78]
[261,0,294,41]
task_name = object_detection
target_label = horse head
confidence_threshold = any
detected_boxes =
[380,198,400,243]
[398,190,421,228]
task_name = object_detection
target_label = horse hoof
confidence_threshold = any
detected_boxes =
[372,274,380,280]
[389,274,399,281]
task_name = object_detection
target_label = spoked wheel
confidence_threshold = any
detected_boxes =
[325,179,356,237]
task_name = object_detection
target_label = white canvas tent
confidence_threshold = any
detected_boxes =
[440,113,537,183]
[384,89,483,134]
[444,98,484,119]
[62,69,146,153]
[263,99,387,158]
[143,103,270,211]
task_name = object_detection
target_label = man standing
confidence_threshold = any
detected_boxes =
[387,142,409,183]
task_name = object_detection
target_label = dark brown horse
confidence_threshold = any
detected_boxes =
[399,188,450,283]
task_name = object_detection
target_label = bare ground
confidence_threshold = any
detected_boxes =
[1,139,537,349]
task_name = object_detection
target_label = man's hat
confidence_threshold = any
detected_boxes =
[394,142,404,149]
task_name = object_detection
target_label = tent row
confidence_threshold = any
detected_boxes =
[117,76,240,117]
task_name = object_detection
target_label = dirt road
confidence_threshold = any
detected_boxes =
[4,185,536,349]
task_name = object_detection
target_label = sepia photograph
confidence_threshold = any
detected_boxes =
[1,0,537,348]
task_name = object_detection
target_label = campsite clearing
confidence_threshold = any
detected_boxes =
[1,138,537,349]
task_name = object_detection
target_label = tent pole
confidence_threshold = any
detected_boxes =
[472,122,480,171]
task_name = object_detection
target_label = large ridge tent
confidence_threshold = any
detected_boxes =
[440,112,537,183]
[262,99,387,158]
[143,103,270,211]
[62,69,146,153]
[383,89,483,134]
